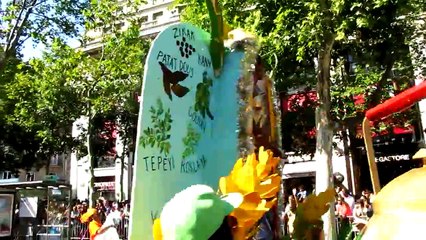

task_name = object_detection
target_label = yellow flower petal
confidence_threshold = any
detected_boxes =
[265,198,277,209]
[152,218,163,240]
[299,188,335,223]
[239,192,262,210]
[219,176,239,194]
[232,157,245,172]
[257,174,281,198]
[233,154,259,193]
[220,147,283,239]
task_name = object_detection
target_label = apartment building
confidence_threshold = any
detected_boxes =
[0,153,71,184]
[69,0,182,201]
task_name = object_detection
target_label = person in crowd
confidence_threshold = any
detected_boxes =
[82,201,88,214]
[352,200,369,233]
[335,196,352,219]
[360,195,374,218]
[96,198,107,223]
[362,189,375,203]
[353,200,368,222]
[296,185,307,201]
[283,195,297,238]
[339,188,355,210]
[80,208,115,240]
[122,202,130,218]
[71,205,80,219]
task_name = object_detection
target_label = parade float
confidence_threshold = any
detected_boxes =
[127,0,288,239]
[360,80,426,239]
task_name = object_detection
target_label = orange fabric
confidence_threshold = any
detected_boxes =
[88,220,102,240]
[81,208,98,223]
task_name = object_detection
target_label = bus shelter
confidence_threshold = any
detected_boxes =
[0,180,71,240]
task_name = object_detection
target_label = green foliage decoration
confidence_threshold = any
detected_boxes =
[140,99,173,154]
[194,71,214,120]
[182,123,201,159]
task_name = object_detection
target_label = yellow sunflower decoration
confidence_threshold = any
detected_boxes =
[219,146,281,239]
[152,146,281,240]
[293,188,335,240]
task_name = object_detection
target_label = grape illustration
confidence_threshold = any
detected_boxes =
[175,37,196,59]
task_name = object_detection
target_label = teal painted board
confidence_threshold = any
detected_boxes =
[128,22,246,239]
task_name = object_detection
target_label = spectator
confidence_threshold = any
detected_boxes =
[296,185,307,201]
[339,188,355,210]
[335,196,352,219]
[80,208,112,240]
[283,195,297,237]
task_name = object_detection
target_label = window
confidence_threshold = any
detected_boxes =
[50,154,64,166]
[153,11,163,21]
[141,16,148,23]
[26,172,35,181]
[50,155,59,166]
[0,171,12,180]
[177,5,186,13]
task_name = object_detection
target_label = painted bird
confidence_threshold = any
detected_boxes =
[159,62,190,100]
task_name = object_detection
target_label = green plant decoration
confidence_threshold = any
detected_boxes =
[205,0,230,76]
[139,98,173,154]
[194,71,214,120]
[182,123,201,159]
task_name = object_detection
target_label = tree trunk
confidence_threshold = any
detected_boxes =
[87,116,96,207]
[315,35,337,240]
[120,136,127,201]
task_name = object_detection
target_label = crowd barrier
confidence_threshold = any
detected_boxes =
[70,217,129,240]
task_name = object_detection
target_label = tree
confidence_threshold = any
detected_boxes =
[4,0,149,204]
[0,0,87,72]
[176,0,424,238]
[3,40,85,173]
[0,0,87,171]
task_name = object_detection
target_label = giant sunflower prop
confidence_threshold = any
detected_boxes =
[152,146,281,240]
[219,146,281,239]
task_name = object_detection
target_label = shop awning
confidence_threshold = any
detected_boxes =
[282,161,316,179]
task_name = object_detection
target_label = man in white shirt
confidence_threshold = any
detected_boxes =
[339,188,355,210]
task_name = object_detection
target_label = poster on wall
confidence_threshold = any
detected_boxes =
[19,197,38,218]
[0,194,14,237]
[128,22,251,239]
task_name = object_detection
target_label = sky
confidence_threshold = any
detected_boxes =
[1,0,83,61]
[21,38,81,61]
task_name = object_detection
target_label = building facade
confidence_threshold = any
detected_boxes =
[69,0,181,201]
[280,89,355,194]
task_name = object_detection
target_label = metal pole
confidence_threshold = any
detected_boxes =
[68,187,71,240]
[362,118,381,194]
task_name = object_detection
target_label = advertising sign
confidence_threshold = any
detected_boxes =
[129,23,247,239]
[19,197,38,218]
[0,194,14,237]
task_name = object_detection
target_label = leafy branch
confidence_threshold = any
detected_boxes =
[182,123,201,159]
[139,98,173,154]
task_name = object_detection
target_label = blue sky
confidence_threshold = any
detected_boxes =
[1,0,84,61]
[22,38,81,61]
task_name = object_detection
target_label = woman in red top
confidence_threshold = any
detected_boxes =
[335,196,352,218]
